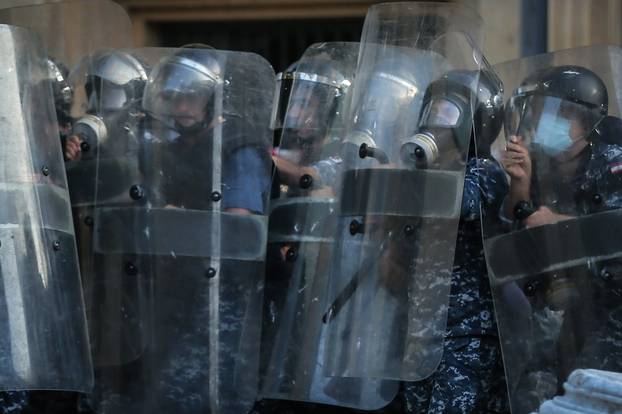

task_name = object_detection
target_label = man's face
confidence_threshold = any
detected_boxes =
[169,92,207,128]
[285,94,322,139]
[282,94,329,162]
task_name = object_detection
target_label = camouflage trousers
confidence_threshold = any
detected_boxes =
[400,336,509,414]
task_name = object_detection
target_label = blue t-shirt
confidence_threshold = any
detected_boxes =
[222,146,271,214]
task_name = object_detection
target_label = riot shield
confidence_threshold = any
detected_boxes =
[259,42,399,409]
[87,47,274,414]
[321,2,484,381]
[0,0,135,369]
[485,45,622,414]
[270,63,295,147]
[0,24,92,392]
[72,50,150,368]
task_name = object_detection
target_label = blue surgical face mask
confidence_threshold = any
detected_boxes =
[533,112,573,157]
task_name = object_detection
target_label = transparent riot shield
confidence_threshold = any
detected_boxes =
[0,24,92,391]
[86,47,273,414]
[71,50,150,368]
[259,42,399,409]
[0,0,135,370]
[321,2,484,381]
[484,45,622,414]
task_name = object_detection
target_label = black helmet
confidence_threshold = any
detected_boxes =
[46,57,73,126]
[473,68,504,155]
[405,66,504,167]
[142,48,221,134]
[84,50,149,113]
[517,65,607,111]
[271,61,298,133]
[505,65,608,150]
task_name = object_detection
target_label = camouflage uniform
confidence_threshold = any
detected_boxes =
[507,140,622,412]
[529,141,622,216]
[0,392,30,414]
[401,156,510,414]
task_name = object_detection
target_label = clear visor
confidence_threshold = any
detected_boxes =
[87,78,128,111]
[419,98,462,127]
[143,61,215,119]
[282,81,335,131]
[507,95,603,149]
[93,53,144,86]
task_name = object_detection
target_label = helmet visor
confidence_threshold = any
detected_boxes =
[419,98,462,127]
[506,94,604,148]
[143,59,216,120]
[87,77,129,111]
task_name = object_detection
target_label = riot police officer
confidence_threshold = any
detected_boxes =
[87,46,274,414]
[400,68,510,414]
[270,58,347,195]
[501,65,618,224]
[141,48,271,214]
[64,50,149,162]
[259,43,400,413]
[497,64,622,411]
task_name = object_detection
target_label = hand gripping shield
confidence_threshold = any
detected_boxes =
[322,2,484,381]
[485,45,622,414]
[86,47,274,414]
[259,42,399,409]
[0,24,92,392]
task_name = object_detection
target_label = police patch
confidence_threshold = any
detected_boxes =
[610,162,622,174]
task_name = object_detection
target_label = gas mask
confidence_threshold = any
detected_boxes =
[402,95,471,169]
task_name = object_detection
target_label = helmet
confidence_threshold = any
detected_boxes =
[279,56,351,159]
[271,61,297,133]
[516,65,607,110]
[473,67,504,155]
[46,57,73,127]
[142,48,221,135]
[505,65,608,155]
[84,50,149,113]
[406,66,504,166]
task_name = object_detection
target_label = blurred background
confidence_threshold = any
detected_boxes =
[111,0,622,71]
[3,0,621,71]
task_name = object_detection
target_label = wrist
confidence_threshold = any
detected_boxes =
[510,180,530,199]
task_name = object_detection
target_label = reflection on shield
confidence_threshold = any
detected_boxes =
[259,42,400,410]
[321,2,484,383]
[86,48,274,414]
[0,24,92,392]
[486,45,622,414]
